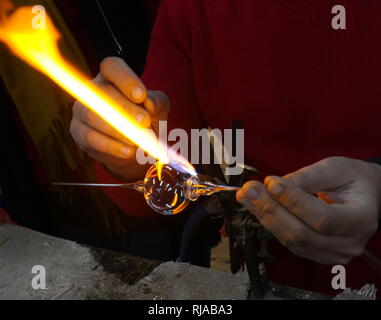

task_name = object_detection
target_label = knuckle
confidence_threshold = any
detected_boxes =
[86,110,98,126]
[280,234,294,247]
[81,108,91,123]
[292,231,308,247]
[314,214,332,234]
[324,156,343,164]
[97,82,114,93]
[318,157,336,171]
[279,236,291,247]
[250,205,265,220]
[322,156,349,170]
[263,176,272,186]
[72,101,80,113]
[104,140,118,157]
[281,230,308,248]
[137,107,150,118]
[69,120,76,139]
[74,103,88,122]
[259,201,277,215]
[72,101,84,119]
[242,181,260,196]
[69,121,83,148]
[104,142,112,156]
[100,56,120,73]
[244,180,259,190]
[84,129,95,147]
[282,191,300,212]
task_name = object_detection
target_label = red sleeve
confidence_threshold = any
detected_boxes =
[142,0,205,133]
[0,208,18,226]
[95,0,205,218]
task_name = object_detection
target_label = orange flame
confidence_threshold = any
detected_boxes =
[0,3,195,175]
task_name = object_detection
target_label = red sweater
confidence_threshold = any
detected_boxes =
[96,0,381,296]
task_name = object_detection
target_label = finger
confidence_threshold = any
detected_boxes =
[284,156,354,193]
[264,176,364,236]
[73,101,129,143]
[236,181,316,248]
[76,80,152,129]
[100,57,147,103]
[70,120,135,159]
[86,149,134,169]
[144,90,170,120]
[290,233,366,265]
[236,181,360,254]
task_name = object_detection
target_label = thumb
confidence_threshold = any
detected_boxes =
[144,90,170,121]
[100,57,147,104]
[284,157,353,193]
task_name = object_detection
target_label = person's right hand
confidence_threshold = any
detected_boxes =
[70,57,170,181]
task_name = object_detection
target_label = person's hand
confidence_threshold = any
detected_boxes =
[70,57,170,181]
[236,157,381,265]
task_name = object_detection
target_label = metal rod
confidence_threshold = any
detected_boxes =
[95,0,125,57]
[53,182,128,188]
[212,185,241,192]
[53,181,146,193]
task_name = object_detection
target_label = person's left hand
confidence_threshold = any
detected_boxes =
[236,157,381,265]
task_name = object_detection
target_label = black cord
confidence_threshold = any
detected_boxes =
[94,0,125,59]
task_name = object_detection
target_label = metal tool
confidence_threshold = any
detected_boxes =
[95,0,125,58]
[53,182,141,189]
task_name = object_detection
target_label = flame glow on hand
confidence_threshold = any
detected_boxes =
[0,3,195,176]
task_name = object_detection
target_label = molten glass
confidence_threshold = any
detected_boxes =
[54,162,240,215]
[143,163,190,215]
[144,163,239,214]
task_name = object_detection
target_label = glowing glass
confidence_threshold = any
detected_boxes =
[54,162,239,216]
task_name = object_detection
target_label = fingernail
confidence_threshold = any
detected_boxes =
[136,112,145,124]
[121,147,131,158]
[131,86,145,101]
[247,187,259,200]
[264,176,277,186]
[268,183,284,196]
